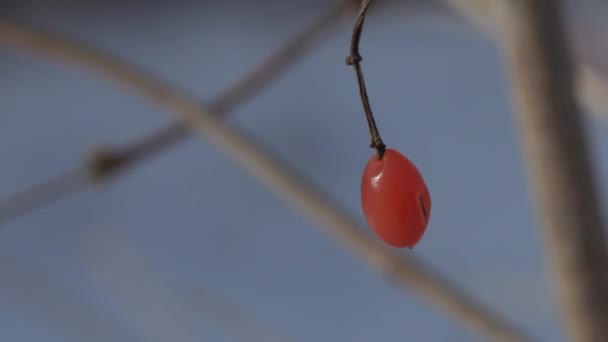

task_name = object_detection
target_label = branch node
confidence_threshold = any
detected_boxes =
[86,146,128,182]
[345,54,362,65]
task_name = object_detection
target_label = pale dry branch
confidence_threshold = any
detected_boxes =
[0,14,533,342]
[493,1,608,342]
[439,0,608,121]
[0,0,352,224]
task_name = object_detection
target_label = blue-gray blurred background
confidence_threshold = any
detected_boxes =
[1,0,608,341]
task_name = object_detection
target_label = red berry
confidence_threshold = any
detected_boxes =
[361,148,431,248]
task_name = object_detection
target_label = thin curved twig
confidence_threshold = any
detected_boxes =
[0,16,533,342]
[346,0,386,157]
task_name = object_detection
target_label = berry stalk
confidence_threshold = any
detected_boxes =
[346,0,386,159]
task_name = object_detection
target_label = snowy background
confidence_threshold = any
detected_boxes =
[1,0,608,341]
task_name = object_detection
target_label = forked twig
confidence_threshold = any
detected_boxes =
[0,15,532,342]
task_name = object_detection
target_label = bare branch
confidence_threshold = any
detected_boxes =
[438,0,608,122]
[493,1,608,341]
[0,15,533,342]
[0,0,351,223]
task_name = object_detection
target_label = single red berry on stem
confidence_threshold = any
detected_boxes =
[361,148,431,248]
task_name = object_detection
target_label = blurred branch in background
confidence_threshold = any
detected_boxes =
[0,253,141,341]
[188,285,296,342]
[493,1,608,342]
[4,0,608,226]
[86,228,296,342]
[0,0,353,225]
[0,169,88,224]
[439,0,608,121]
[0,10,533,342]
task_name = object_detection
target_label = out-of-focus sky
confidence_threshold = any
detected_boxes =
[1,1,607,341]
